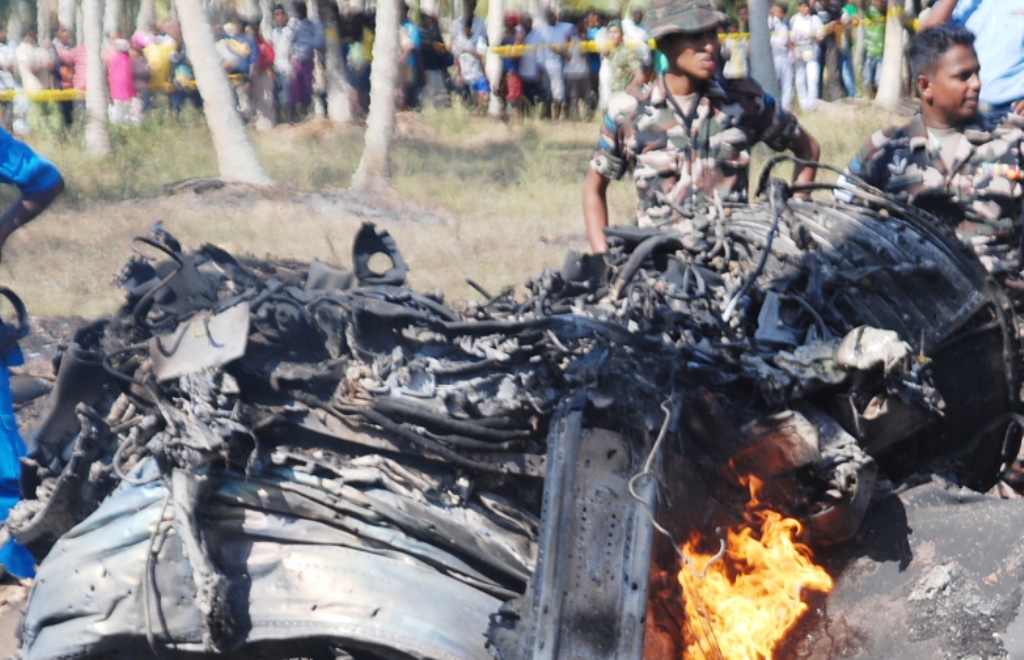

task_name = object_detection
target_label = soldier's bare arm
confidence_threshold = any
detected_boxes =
[583,169,611,254]
[919,0,958,30]
[791,127,820,188]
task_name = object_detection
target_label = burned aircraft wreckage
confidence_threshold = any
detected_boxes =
[4,167,1022,659]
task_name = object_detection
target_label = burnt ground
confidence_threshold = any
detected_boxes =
[6,318,1024,658]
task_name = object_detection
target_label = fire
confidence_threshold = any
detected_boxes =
[678,476,834,660]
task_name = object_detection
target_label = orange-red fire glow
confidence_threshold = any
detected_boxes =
[678,476,834,660]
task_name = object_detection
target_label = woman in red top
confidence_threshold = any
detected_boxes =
[252,23,276,130]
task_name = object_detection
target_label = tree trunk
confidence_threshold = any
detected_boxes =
[485,0,503,116]
[175,0,272,183]
[59,0,76,31]
[352,0,398,190]
[319,0,352,122]
[137,0,155,30]
[85,0,111,156]
[104,0,120,35]
[747,0,778,98]
[39,0,53,43]
[8,0,28,43]
[874,0,904,107]
[260,0,273,34]
[76,5,85,45]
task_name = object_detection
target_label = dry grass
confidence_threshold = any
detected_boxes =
[0,100,906,319]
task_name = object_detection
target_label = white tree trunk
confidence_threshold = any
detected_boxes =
[747,0,778,98]
[485,0,503,116]
[349,0,364,13]
[59,0,77,31]
[103,0,120,35]
[76,5,85,45]
[175,0,272,183]
[39,0,53,43]
[352,0,398,190]
[320,0,352,122]
[8,0,28,43]
[85,0,111,156]
[137,0,155,30]
[260,0,273,33]
[875,0,904,107]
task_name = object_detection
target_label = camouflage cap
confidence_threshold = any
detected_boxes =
[648,0,724,38]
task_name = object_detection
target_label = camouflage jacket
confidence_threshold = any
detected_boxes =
[844,114,1024,276]
[590,74,804,229]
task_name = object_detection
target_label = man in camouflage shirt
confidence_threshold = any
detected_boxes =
[582,0,821,254]
[842,24,1024,279]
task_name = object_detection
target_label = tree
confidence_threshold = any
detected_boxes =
[352,0,399,190]
[38,0,52,43]
[485,0,503,116]
[176,0,272,183]
[104,0,121,36]
[747,0,778,99]
[319,0,352,122]
[59,0,76,33]
[84,0,112,156]
[137,0,156,31]
[874,0,904,107]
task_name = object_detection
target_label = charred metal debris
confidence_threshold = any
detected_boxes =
[10,172,1023,659]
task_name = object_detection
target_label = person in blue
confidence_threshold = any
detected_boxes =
[920,0,1024,121]
[0,128,63,580]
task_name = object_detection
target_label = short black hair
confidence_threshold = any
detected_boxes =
[909,23,976,79]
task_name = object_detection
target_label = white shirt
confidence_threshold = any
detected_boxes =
[768,16,791,57]
[271,18,298,75]
[16,41,49,91]
[789,13,824,46]
[622,17,651,65]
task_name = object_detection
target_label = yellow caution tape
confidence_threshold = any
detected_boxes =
[0,89,84,102]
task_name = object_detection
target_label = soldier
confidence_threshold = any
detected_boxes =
[840,24,1024,282]
[582,0,820,254]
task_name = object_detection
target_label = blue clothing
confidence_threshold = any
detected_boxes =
[586,27,601,73]
[401,19,421,74]
[952,0,1024,106]
[0,345,33,578]
[292,19,325,62]
[0,128,61,195]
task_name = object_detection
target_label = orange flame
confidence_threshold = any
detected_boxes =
[678,476,834,660]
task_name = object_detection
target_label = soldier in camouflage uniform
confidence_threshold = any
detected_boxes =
[582,0,821,254]
[842,24,1024,279]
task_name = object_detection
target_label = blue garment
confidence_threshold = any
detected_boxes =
[0,345,34,578]
[401,19,421,74]
[292,19,325,62]
[0,127,61,195]
[586,27,601,73]
[952,0,1024,106]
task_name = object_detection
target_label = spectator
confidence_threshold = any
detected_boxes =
[221,19,256,119]
[499,13,523,119]
[817,0,843,100]
[737,4,749,31]
[398,3,421,110]
[69,33,87,120]
[452,19,488,113]
[918,0,1024,121]
[252,22,276,130]
[586,12,606,108]
[768,3,793,111]
[129,45,151,112]
[565,20,591,120]
[519,14,544,109]
[621,8,651,68]
[104,31,137,124]
[862,0,885,99]
[606,20,643,95]
[291,2,325,119]
[721,18,749,79]
[144,22,177,101]
[271,4,297,121]
[419,14,449,108]
[538,9,571,120]
[790,0,823,111]
[450,0,487,41]
[51,26,75,126]
[16,25,52,92]
[0,29,16,95]
[838,2,856,97]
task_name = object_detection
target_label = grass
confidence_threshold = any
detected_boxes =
[0,99,903,319]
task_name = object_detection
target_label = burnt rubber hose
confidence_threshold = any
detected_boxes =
[610,233,684,299]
